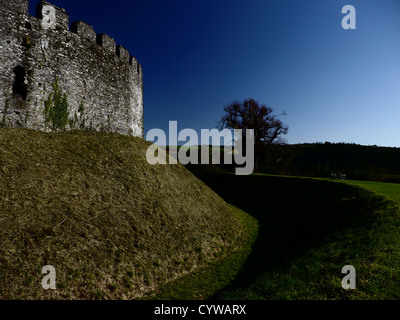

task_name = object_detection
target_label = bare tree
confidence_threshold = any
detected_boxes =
[218,98,288,171]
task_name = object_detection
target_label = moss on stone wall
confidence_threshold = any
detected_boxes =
[44,78,69,131]
[69,100,85,130]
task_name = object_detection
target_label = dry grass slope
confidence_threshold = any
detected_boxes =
[0,129,242,300]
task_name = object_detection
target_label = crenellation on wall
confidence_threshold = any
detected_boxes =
[70,21,96,43]
[117,45,130,63]
[138,63,143,77]
[0,0,144,137]
[96,33,116,55]
[129,55,137,67]
[36,1,69,31]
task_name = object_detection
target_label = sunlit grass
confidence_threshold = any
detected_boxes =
[345,180,400,203]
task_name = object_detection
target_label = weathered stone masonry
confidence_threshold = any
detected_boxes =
[0,0,143,137]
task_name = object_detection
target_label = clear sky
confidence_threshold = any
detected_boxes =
[29,0,400,147]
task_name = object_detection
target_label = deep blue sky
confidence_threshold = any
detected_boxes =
[29,0,400,146]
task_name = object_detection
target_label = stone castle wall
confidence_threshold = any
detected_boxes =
[0,0,143,137]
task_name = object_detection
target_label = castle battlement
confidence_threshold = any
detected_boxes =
[36,1,69,31]
[0,0,144,137]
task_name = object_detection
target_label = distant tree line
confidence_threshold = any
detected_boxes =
[252,142,400,183]
[185,142,400,183]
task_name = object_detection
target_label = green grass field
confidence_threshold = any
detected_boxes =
[345,179,400,203]
[150,173,400,300]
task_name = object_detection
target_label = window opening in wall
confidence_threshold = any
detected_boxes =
[13,66,28,100]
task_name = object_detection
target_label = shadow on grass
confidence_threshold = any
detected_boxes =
[190,172,389,298]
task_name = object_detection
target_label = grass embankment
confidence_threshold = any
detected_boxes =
[162,173,400,300]
[0,129,244,300]
[145,205,258,300]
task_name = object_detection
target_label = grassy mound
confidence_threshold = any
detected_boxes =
[0,129,242,300]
